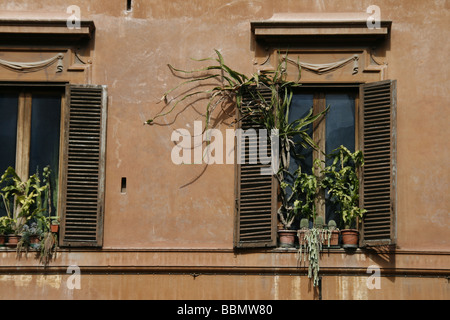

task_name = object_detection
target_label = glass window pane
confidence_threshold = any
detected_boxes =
[29,94,61,216]
[325,93,355,223]
[288,93,314,175]
[0,93,18,217]
[284,93,314,213]
[0,93,18,174]
[325,93,355,160]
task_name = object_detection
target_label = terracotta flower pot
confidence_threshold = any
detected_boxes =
[323,230,340,247]
[29,235,40,248]
[51,224,59,233]
[6,234,20,247]
[278,230,297,248]
[0,235,6,246]
[341,229,359,248]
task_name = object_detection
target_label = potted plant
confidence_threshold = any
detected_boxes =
[319,145,366,248]
[0,216,14,246]
[0,166,55,255]
[146,50,329,248]
[1,190,20,247]
[272,93,328,246]
[297,216,326,287]
[297,218,310,248]
[323,219,340,248]
[0,167,49,239]
[39,218,58,266]
[17,222,42,251]
[49,216,59,233]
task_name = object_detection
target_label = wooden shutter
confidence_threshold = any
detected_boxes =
[60,84,107,247]
[234,87,278,248]
[359,80,397,247]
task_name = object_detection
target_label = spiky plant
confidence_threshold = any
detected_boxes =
[146,50,328,230]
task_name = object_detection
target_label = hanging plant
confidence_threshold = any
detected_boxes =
[146,50,328,230]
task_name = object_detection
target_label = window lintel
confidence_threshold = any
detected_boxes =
[251,17,391,43]
[0,19,95,41]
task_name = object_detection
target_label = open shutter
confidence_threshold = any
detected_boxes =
[60,84,107,247]
[359,80,397,247]
[234,87,278,248]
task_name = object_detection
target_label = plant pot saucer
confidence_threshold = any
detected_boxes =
[324,244,341,249]
[342,244,358,250]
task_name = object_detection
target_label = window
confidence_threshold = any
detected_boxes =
[0,87,63,217]
[234,80,397,248]
[287,87,358,225]
[0,84,108,248]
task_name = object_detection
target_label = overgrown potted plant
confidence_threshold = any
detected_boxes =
[297,216,327,287]
[35,167,58,265]
[17,222,42,251]
[0,166,58,264]
[39,216,58,266]
[145,50,327,248]
[319,145,366,248]
[0,167,49,245]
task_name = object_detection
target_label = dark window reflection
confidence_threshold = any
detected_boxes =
[0,93,19,217]
[29,94,61,216]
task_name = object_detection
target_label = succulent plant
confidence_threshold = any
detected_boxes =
[328,219,337,230]
[314,216,324,229]
[300,218,309,230]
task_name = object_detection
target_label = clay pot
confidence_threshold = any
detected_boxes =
[341,229,359,248]
[6,234,20,247]
[0,235,6,246]
[323,230,340,247]
[51,224,59,233]
[29,235,40,247]
[278,230,297,248]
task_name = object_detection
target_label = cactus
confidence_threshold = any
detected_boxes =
[328,219,337,230]
[300,218,309,230]
[314,216,324,229]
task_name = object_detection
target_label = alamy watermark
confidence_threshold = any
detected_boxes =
[66,265,81,290]
[366,5,381,30]
[171,121,279,175]
[66,5,81,30]
[366,265,381,290]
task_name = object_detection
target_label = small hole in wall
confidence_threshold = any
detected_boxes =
[121,177,127,194]
[126,0,132,12]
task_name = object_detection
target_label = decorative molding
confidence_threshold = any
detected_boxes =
[0,52,64,73]
[0,49,92,84]
[251,17,391,82]
[283,54,359,75]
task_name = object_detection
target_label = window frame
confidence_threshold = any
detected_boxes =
[289,84,360,224]
[0,83,66,217]
[0,82,108,248]
[235,81,397,249]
